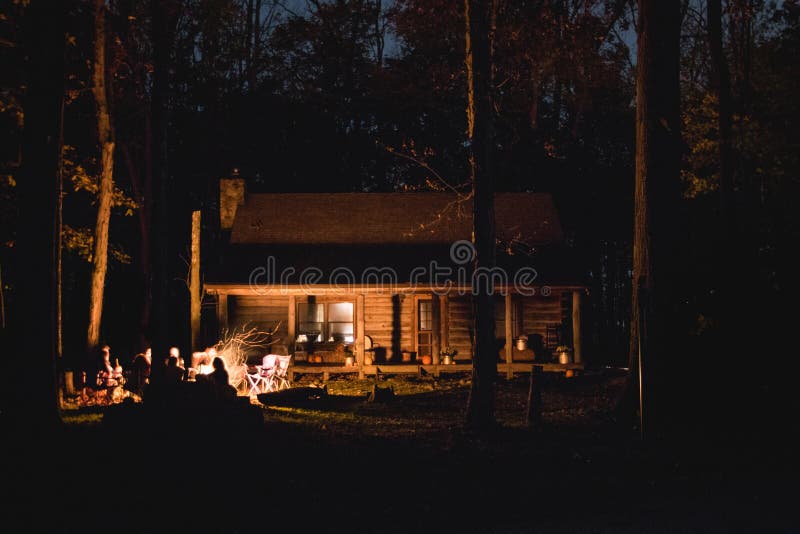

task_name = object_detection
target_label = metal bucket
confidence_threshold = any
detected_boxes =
[516,338,527,351]
[558,351,572,364]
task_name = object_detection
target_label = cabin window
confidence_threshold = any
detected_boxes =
[327,302,354,343]
[418,300,432,331]
[296,301,354,344]
[298,302,325,342]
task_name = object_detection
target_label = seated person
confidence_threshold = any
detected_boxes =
[196,347,217,376]
[168,346,185,370]
[164,355,184,384]
[131,347,152,392]
[208,357,236,402]
[96,345,123,387]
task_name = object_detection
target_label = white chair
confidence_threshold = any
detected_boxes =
[259,354,278,392]
[244,366,266,397]
[273,355,292,391]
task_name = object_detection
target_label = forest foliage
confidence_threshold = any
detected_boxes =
[0,0,797,362]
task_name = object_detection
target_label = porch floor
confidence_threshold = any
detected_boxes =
[287,361,584,381]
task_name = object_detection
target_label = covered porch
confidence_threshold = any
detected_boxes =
[205,283,588,382]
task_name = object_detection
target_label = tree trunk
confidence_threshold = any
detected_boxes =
[244,0,253,86]
[87,0,115,353]
[525,365,543,429]
[121,142,152,350]
[250,0,262,89]
[623,0,682,431]
[7,0,66,430]
[190,210,201,351]
[708,0,734,239]
[464,0,474,139]
[56,97,65,361]
[149,0,175,379]
[465,0,497,431]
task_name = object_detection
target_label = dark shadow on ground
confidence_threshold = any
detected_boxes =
[3,370,795,533]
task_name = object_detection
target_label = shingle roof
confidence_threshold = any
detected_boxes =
[229,192,563,246]
[205,243,586,286]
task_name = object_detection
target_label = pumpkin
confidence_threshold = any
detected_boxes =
[565,369,574,378]
[315,355,324,363]
[420,355,432,365]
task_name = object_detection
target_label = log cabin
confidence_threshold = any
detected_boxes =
[204,178,587,380]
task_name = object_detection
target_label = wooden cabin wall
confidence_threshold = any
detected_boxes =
[521,289,569,345]
[447,295,474,360]
[363,293,413,361]
[227,296,290,357]
[218,289,573,365]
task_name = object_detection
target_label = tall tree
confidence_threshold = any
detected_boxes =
[708,0,734,238]
[626,0,682,431]
[464,0,497,431]
[86,0,116,353]
[149,0,175,379]
[7,0,66,429]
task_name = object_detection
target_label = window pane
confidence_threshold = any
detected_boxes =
[419,300,432,331]
[298,322,323,336]
[298,303,324,322]
[329,322,354,343]
[330,322,354,335]
[328,302,353,322]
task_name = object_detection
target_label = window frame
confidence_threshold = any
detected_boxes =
[295,298,356,345]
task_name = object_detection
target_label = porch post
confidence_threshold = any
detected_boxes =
[356,293,365,378]
[505,291,513,378]
[431,293,441,365]
[572,289,582,364]
[216,292,228,333]
[439,294,450,366]
[287,295,296,354]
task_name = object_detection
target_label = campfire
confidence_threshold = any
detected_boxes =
[201,323,282,392]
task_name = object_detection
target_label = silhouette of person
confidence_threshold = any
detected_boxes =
[164,355,184,384]
[197,347,216,376]
[208,357,236,403]
[131,347,152,393]
[97,345,122,387]
[169,346,184,370]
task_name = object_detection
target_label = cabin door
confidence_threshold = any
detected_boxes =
[417,299,432,359]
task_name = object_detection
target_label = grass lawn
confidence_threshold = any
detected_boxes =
[3,369,793,532]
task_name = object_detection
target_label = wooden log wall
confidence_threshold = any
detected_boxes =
[218,289,572,365]
[227,295,290,353]
[521,289,569,343]
[363,293,413,361]
[447,295,474,360]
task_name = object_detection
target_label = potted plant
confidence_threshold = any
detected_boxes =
[440,346,458,365]
[343,346,355,367]
[555,345,573,364]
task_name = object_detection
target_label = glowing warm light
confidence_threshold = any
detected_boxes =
[297,334,308,343]
[344,335,354,343]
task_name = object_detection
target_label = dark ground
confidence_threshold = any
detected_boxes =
[2,370,796,533]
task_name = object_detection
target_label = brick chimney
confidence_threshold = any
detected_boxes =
[219,169,245,231]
